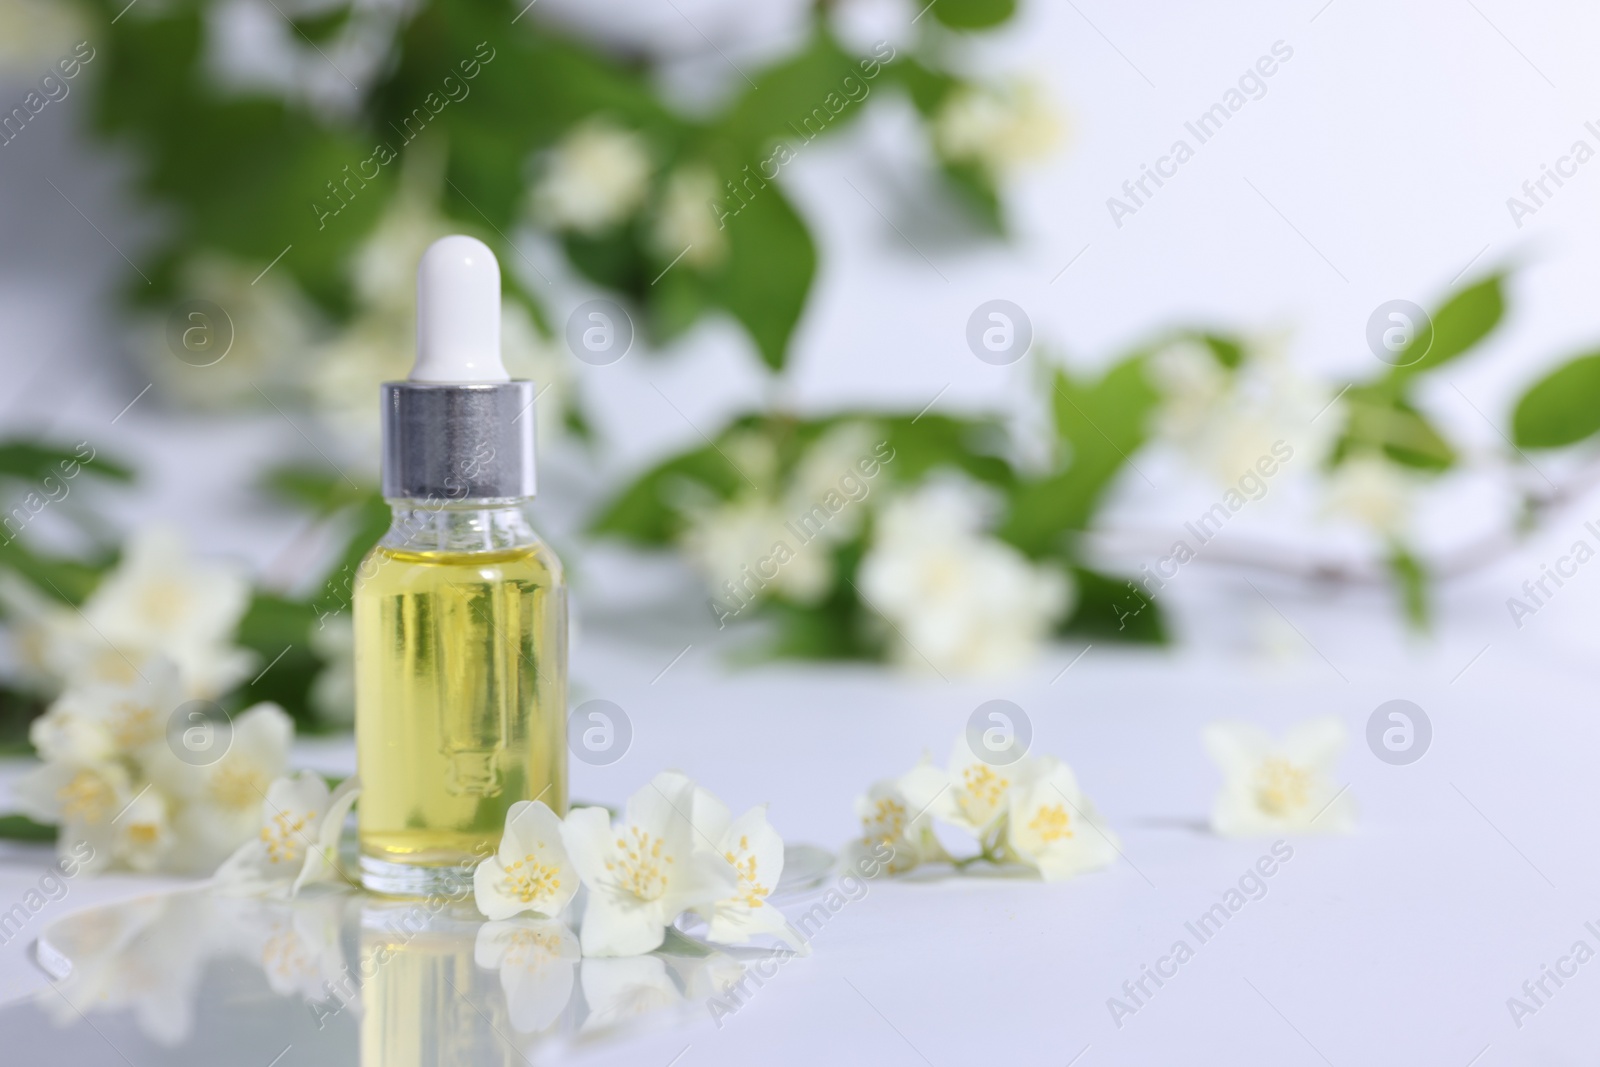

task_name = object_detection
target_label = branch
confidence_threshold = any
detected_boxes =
[1083,453,1600,587]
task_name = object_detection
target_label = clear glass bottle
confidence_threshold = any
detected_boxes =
[354,500,566,896]
[354,235,567,897]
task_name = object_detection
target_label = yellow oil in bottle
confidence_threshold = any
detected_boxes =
[354,537,566,893]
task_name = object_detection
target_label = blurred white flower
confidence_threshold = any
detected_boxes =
[559,772,737,957]
[859,480,1071,674]
[113,787,176,873]
[682,498,832,608]
[67,527,255,700]
[532,119,652,234]
[473,800,580,921]
[475,918,581,1033]
[309,613,354,727]
[166,702,296,871]
[1004,757,1118,882]
[1203,717,1355,837]
[934,78,1062,176]
[1323,454,1409,536]
[0,570,76,692]
[213,770,362,896]
[7,527,253,700]
[1150,333,1330,486]
[143,254,319,411]
[785,422,882,542]
[12,627,299,877]
[12,758,128,876]
[28,657,183,766]
[652,164,728,269]
[352,174,456,313]
[0,0,85,73]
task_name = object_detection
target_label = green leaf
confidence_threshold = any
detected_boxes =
[1389,274,1505,381]
[942,161,1002,232]
[1001,359,1158,557]
[1060,567,1167,643]
[234,593,326,730]
[0,442,133,484]
[290,5,353,42]
[1335,388,1455,471]
[0,541,115,606]
[874,414,1013,488]
[0,683,46,753]
[0,813,56,842]
[588,447,748,546]
[1387,545,1428,630]
[930,0,1019,30]
[1199,333,1244,369]
[707,183,815,372]
[891,57,959,118]
[563,227,650,296]
[1512,351,1600,448]
[263,465,373,515]
[713,28,875,158]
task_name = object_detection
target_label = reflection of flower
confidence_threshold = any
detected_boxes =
[560,773,738,957]
[859,480,1071,674]
[40,891,214,1045]
[652,164,728,269]
[579,955,681,1031]
[213,771,362,896]
[668,951,747,1001]
[1005,757,1119,882]
[41,889,356,1047]
[1204,718,1355,837]
[215,892,351,1007]
[934,79,1062,176]
[473,800,579,921]
[474,918,580,1033]
[532,119,652,234]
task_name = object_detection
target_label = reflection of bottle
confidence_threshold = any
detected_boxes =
[359,903,520,1067]
[355,236,567,897]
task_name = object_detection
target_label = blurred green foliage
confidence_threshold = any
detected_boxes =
[78,0,1018,371]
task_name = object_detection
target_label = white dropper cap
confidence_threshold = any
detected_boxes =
[411,234,509,383]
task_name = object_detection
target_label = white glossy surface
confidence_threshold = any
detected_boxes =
[3,621,1599,1065]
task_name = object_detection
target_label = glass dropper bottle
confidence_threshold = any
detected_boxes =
[353,235,567,898]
